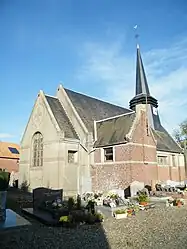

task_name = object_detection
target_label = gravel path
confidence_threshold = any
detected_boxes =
[1,205,187,249]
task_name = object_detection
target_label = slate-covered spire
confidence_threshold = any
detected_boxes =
[129,44,158,111]
[136,44,150,95]
[129,44,160,130]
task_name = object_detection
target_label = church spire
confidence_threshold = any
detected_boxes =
[129,44,158,111]
[135,44,150,95]
[129,43,159,130]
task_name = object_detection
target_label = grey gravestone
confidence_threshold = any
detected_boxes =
[130,181,144,197]
[22,187,63,226]
[33,187,63,210]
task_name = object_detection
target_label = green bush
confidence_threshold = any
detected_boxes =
[0,171,10,191]
[68,197,75,212]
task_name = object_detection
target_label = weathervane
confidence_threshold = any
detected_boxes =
[134,25,139,47]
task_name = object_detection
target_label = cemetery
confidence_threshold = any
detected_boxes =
[0,171,187,249]
[1,175,187,248]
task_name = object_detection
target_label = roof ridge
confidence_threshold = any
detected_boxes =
[96,111,135,123]
[64,88,132,111]
[45,94,57,99]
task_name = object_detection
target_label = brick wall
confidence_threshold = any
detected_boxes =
[92,109,185,191]
[0,158,19,173]
[92,110,158,191]
[91,110,185,192]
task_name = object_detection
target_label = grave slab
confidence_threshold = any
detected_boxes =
[22,187,64,226]
[0,209,31,231]
[22,208,59,226]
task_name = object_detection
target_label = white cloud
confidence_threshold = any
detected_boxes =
[0,133,14,139]
[77,37,187,134]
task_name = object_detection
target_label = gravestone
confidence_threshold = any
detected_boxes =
[33,187,63,210]
[130,181,144,197]
[22,187,63,225]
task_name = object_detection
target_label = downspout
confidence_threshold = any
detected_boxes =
[93,120,97,142]
[77,143,80,195]
[57,135,61,189]
[184,140,187,178]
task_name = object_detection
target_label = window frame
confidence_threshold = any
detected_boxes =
[104,147,114,162]
[68,150,78,164]
[157,155,168,166]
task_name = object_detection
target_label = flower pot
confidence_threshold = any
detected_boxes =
[0,191,7,222]
[115,213,127,219]
[139,202,147,206]
[177,202,182,207]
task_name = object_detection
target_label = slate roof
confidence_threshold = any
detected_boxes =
[152,114,182,153]
[45,95,79,139]
[65,88,131,132]
[94,112,135,147]
[46,87,181,153]
[136,46,150,95]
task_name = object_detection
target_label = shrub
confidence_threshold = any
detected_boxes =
[68,197,75,212]
[0,171,10,191]
[76,194,82,210]
[20,181,30,192]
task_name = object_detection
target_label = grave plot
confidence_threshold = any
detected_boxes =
[22,188,104,226]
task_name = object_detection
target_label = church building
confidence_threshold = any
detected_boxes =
[19,45,185,196]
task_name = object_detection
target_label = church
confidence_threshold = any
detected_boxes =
[19,44,185,196]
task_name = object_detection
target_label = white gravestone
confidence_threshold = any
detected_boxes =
[130,181,144,197]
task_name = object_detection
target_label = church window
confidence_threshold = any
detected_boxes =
[172,155,177,167]
[104,147,113,161]
[68,150,77,163]
[32,132,43,167]
[157,155,168,166]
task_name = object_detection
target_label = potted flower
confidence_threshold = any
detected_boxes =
[113,209,127,219]
[174,198,183,207]
[0,170,10,221]
[137,193,149,206]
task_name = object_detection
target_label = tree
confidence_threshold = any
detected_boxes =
[173,119,187,149]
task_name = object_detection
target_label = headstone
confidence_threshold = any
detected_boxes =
[130,181,144,197]
[33,187,63,210]
[124,186,131,198]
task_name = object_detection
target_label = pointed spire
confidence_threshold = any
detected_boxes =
[136,45,150,96]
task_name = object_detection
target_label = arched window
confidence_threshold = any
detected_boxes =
[32,132,43,167]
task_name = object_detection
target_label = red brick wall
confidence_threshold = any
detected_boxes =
[157,166,185,182]
[91,163,158,192]
[94,148,101,163]
[0,158,19,173]
[92,110,185,191]
[115,144,156,162]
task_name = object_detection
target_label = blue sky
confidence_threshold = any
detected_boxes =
[1,0,187,143]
